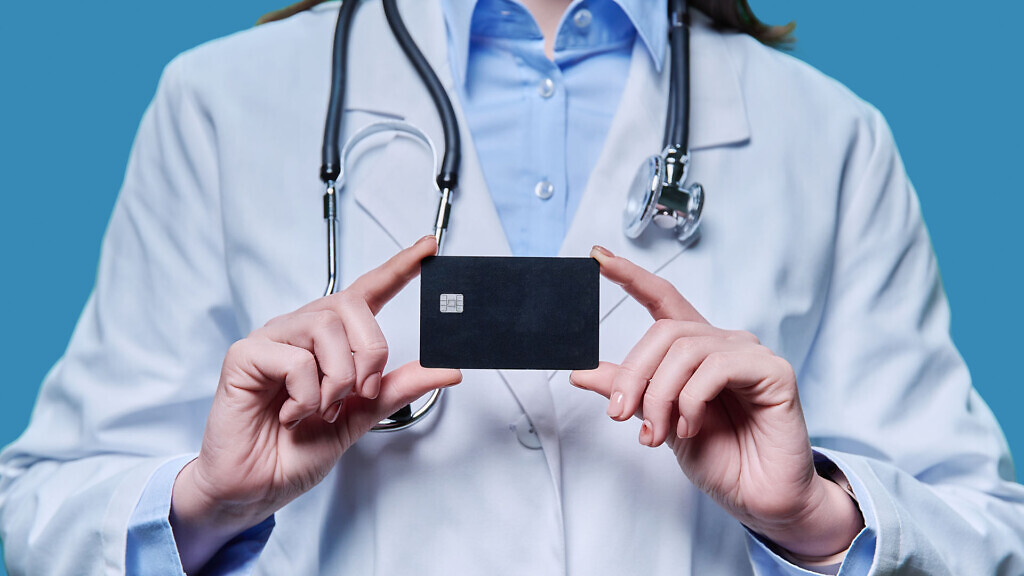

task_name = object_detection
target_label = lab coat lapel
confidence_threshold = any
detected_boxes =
[559,13,751,321]
[350,0,511,257]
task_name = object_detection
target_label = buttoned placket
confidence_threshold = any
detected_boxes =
[455,0,638,257]
[518,1,603,255]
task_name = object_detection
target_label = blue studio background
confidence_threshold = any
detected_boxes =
[1,1,1022,572]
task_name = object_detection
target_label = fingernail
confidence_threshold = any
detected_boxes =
[640,419,653,446]
[590,245,614,263]
[324,400,343,424]
[606,391,625,418]
[286,419,302,431]
[363,372,383,399]
[676,416,688,439]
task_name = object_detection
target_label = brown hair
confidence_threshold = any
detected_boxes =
[691,0,794,46]
[257,0,794,46]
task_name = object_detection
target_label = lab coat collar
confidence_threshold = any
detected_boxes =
[350,1,751,255]
[442,0,668,88]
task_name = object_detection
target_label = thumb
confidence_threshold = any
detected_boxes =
[340,361,462,433]
[569,361,619,399]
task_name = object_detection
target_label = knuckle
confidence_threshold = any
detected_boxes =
[336,290,361,306]
[701,351,730,372]
[311,309,343,332]
[668,338,704,368]
[651,277,680,301]
[321,384,351,406]
[651,275,674,294]
[335,366,357,387]
[225,339,253,363]
[770,355,796,381]
[360,336,389,354]
[728,329,760,344]
[354,338,389,367]
[651,315,675,330]
[262,310,296,329]
[650,318,679,338]
[615,362,648,386]
[322,361,357,394]
[644,384,679,406]
[648,292,672,315]
[678,386,701,406]
[285,348,317,375]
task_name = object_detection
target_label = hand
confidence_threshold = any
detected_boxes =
[570,246,862,559]
[170,236,461,573]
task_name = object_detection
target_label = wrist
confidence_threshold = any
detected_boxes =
[170,460,270,573]
[757,474,863,560]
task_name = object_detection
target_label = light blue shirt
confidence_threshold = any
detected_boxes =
[443,0,664,256]
[125,2,871,575]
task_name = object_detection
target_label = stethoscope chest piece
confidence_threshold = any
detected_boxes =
[623,153,704,246]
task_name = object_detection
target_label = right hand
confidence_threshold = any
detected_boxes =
[170,236,461,572]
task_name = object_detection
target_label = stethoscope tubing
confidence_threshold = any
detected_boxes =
[319,0,695,432]
[321,119,446,432]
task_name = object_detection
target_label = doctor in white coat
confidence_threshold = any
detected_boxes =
[2,0,1023,574]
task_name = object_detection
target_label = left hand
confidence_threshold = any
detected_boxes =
[570,246,863,559]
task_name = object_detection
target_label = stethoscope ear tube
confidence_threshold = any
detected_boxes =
[320,0,359,183]
[381,0,461,192]
[381,0,461,251]
[664,0,690,177]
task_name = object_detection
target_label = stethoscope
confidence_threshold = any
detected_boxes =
[319,0,704,432]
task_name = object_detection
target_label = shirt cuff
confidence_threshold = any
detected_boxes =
[126,455,275,575]
[744,449,878,576]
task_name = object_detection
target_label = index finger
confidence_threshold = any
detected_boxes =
[300,235,437,317]
[348,235,438,315]
[590,245,706,323]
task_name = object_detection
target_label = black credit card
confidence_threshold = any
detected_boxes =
[420,256,599,370]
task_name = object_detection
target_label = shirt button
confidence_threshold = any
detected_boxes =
[512,414,543,450]
[538,77,555,99]
[534,180,555,200]
[573,8,593,29]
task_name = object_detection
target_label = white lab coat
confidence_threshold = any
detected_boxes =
[2,1,1022,574]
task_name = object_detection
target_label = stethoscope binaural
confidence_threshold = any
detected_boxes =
[319,0,704,432]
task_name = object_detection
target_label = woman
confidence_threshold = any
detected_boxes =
[1,0,1022,574]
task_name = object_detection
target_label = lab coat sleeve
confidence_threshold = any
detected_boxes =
[768,107,1024,574]
[0,52,247,575]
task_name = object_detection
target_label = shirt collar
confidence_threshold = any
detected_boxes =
[442,0,667,88]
